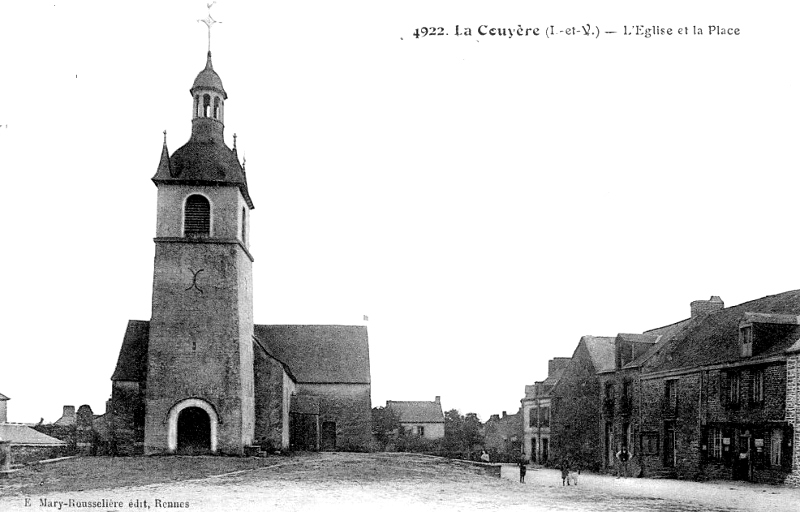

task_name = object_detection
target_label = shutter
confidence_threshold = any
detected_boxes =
[184,195,211,236]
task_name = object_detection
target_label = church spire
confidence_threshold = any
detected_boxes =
[156,130,171,176]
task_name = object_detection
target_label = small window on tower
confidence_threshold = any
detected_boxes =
[241,207,246,242]
[203,94,211,118]
[213,97,221,119]
[184,194,211,237]
[194,95,200,118]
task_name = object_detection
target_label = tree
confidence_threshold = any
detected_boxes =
[371,406,401,451]
[443,409,484,459]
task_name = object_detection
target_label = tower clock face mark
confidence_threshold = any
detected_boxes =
[186,267,205,293]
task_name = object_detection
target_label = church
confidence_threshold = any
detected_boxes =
[107,41,372,455]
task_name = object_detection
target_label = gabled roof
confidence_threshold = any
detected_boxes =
[254,325,370,384]
[643,289,800,373]
[623,316,698,369]
[112,322,370,385]
[386,400,444,423]
[0,393,9,401]
[111,320,149,381]
[542,368,565,386]
[0,424,66,446]
[582,336,616,373]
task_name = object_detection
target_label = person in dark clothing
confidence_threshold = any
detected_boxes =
[616,447,630,478]
[518,458,527,483]
[559,459,571,486]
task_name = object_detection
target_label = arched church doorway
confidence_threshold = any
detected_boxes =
[177,407,211,454]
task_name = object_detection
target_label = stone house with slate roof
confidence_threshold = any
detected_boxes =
[0,394,67,464]
[107,43,371,456]
[637,291,800,484]
[521,357,570,464]
[483,409,523,462]
[550,336,615,470]
[385,397,445,439]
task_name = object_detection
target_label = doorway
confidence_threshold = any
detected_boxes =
[177,407,211,454]
[320,421,336,451]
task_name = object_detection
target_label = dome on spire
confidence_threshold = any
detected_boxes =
[191,52,227,99]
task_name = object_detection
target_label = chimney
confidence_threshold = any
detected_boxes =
[690,296,724,318]
[0,395,8,424]
[548,357,571,375]
[502,411,507,418]
[434,396,440,404]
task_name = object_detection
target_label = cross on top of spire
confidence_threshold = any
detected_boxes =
[198,2,221,53]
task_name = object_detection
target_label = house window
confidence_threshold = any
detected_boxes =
[417,426,425,437]
[541,407,550,427]
[708,427,723,461]
[740,325,753,357]
[771,429,782,466]
[728,372,741,404]
[753,369,764,403]
[605,382,615,400]
[665,379,678,413]
[529,409,536,428]
[184,194,211,236]
[622,379,630,401]
[641,432,659,455]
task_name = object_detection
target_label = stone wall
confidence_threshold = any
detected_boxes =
[253,343,290,451]
[146,238,254,455]
[551,343,602,470]
[296,383,372,451]
[785,354,800,486]
[9,445,67,465]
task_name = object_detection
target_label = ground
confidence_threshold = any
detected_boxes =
[1,453,798,511]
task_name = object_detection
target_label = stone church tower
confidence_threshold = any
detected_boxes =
[109,35,372,457]
[144,50,255,455]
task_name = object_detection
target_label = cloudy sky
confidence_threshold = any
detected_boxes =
[1,1,797,423]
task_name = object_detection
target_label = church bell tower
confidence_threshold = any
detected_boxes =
[144,41,256,454]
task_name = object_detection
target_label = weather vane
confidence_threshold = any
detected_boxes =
[198,2,220,53]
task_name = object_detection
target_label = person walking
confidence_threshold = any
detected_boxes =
[518,458,527,483]
[616,446,630,478]
[559,459,570,486]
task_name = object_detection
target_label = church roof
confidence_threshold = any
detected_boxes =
[254,325,371,384]
[112,321,370,385]
[153,51,253,208]
[111,320,149,381]
[152,137,254,209]
[191,52,227,99]
[386,400,444,423]
[0,424,67,446]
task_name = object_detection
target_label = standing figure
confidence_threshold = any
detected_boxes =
[559,459,571,486]
[518,458,527,483]
[616,446,630,478]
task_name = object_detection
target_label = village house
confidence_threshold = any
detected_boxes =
[0,394,67,465]
[637,291,800,484]
[521,357,569,465]
[549,336,615,470]
[385,397,445,439]
[483,409,523,462]
[539,291,800,485]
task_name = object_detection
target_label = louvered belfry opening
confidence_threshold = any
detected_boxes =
[184,194,211,237]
